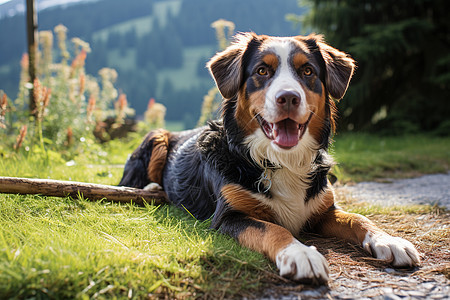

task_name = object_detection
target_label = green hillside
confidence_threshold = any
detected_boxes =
[93,0,182,40]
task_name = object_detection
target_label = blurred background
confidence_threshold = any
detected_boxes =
[0,0,448,135]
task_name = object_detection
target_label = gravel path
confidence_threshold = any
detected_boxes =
[342,172,450,209]
[263,173,450,300]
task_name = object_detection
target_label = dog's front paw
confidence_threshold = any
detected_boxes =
[363,232,421,267]
[143,183,163,191]
[276,240,329,284]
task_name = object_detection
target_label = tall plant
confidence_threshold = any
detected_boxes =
[0,24,134,159]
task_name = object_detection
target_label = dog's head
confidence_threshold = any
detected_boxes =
[208,33,355,152]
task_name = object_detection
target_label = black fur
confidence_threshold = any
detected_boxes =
[305,150,333,202]
[162,120,264,221]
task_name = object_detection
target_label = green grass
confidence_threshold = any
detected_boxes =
[331,133,450,182]
[0,145,270,298]
[0,133,448,298]
[0,195,269,298]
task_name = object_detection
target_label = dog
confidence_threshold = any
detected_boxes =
[119,33,420,284]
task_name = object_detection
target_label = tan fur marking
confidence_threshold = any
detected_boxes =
[292,53,308,70]
[221,184,275,222]
[238,219,295,261]
[305,85,326,142]
[262,53,279,71]
[316,209,379,245]
[235,84,262,135]
[147,129,170,185]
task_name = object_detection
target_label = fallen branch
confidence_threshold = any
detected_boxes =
[0,176,168,205]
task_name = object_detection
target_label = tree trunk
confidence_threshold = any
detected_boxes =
[26,0,38,117]
[0,177,168,206]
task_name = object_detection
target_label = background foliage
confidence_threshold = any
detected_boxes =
[297,0,450,134]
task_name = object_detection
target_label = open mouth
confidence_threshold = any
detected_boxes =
[256,114,312,149]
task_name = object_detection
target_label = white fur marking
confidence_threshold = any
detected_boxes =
[244,130,332,235]
[143,183,162,191]
[276,240,329,282]
[261,39,311,125]
[362,232,421,267]
[263,40,309,122]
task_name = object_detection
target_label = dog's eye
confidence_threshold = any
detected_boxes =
[303,67,313,76]
[257,67,269,76]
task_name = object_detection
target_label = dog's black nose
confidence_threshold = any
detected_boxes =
[276,91,301,108]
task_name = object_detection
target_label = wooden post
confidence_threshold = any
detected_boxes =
[26,0,37,117]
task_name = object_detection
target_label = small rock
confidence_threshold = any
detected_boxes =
[406,290,427,297]
[383,294,402,300]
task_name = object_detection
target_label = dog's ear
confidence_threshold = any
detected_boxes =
[310,35,355,100]
[207,33,257,99]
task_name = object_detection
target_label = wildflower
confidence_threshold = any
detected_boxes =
[71,37,91,54]
[70,49,87,77]
[21,53,29,70]
[0,92,7,129]
[1,93,7,113]
[197,87,219,126]
[54,24,69,62]
[86,80,99,102]
[211,19,235,50]
[43,87,51,109]
[33,78,51,119]
[14,125,27,151]
[99,68,118,83]
[79,73,86,96]
[148,98,155,110]
[115,93,128,125]
[145,98,166,128]
[86,95,96,123]
[39,30,53,76]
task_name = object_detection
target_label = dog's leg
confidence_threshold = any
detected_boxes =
[217,184,329,283]
[314,207,421,267]
[119,129,170,188]
[220,213,329,284]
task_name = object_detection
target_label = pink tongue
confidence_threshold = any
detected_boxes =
[273,119,300,148]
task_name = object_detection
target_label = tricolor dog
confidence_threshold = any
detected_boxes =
[119,33,420,284]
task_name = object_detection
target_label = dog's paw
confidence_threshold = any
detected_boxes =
[363,232,421,267]
[276,240,329,284]
[143,183,163,191]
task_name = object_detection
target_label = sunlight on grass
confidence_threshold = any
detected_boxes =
[0,194,268,298]
[0,150,269,298]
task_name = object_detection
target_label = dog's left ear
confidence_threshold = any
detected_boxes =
[311,36,356,100]
[207,33,258,99]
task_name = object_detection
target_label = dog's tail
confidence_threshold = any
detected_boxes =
[119,129,170,189]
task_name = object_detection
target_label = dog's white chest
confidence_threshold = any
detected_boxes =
[260,167,322,236]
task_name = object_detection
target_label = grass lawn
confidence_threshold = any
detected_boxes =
[331,133,450,182]
[0,133,448,298]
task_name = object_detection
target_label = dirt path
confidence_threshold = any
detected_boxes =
[263,173,450,299]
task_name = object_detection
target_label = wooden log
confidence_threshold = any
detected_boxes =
[0,177,168,206]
